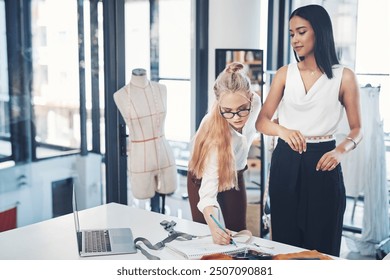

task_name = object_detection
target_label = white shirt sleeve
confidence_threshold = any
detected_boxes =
[197,150,220,213]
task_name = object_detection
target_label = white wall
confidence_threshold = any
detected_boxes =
[208,0,261,107]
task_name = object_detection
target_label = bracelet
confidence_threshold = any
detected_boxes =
[346,137,357,150]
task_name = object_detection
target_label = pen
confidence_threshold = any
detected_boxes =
[209,214,237,247]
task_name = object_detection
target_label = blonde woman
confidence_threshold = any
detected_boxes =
[187,62,261,245]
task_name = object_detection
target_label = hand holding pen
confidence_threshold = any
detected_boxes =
[210,214,237,247]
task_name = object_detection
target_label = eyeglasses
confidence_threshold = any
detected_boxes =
[219,106,251,119]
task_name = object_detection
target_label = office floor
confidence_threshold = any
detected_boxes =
[128,173,389,260]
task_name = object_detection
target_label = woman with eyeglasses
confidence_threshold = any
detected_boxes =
[256,5,362,256]
[187,62,261,245]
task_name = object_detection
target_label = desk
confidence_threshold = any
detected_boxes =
[0,203,310,260]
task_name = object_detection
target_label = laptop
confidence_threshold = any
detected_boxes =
[72,184,137,257]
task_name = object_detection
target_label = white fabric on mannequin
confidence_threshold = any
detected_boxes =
[113,69,177,199]
[336,85,389,256]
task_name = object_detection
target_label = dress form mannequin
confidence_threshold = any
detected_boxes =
[113,68,177,212]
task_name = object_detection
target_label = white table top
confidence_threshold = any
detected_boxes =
[0,203,312,260]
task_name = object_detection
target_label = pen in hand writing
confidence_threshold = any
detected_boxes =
[210,214,237,247]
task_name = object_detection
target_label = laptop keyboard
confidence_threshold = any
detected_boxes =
[85,230,112,253]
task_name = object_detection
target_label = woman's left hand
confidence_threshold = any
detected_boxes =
[316,149,343,171]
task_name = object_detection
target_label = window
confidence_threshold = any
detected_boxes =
[29,0,105,158]
[125,0,192,143]
[1,0,106,228]
[31,0,81,157]
[355,0,390,134]
[354,0,390,186]
[0,0,11,162]
[159,0,191,142]
[125,0,150,81]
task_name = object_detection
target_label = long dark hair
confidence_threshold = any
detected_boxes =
[290,5,339,79]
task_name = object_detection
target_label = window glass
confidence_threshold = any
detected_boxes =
[0,0,12,161]
[125,0,150,82]
[160,79,191,142]
[159,0,191,142]
[96,2,106,154]
[83,2,92,152]
[355,0,390,133]
[31,0,81,158]
[159,0,191,79]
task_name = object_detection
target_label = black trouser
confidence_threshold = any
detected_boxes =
[187,166,248,232]
[269,139,346,256]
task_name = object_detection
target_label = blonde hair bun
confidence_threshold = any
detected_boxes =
[225,62,244,73]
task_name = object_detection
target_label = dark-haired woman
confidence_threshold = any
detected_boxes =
[256,4,362,256]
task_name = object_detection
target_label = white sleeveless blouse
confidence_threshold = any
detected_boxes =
[278,63,344,137]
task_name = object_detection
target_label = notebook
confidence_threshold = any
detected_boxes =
[72,184,137,257]
[166,235,256,260]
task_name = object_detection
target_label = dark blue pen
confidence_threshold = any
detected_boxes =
[210,214,237,247]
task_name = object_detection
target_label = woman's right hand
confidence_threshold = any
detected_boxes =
[203,206,232,245]
[209,224,232,245]
[279,127,306,153]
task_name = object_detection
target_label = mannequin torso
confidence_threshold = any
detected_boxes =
[114,70,177,199]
